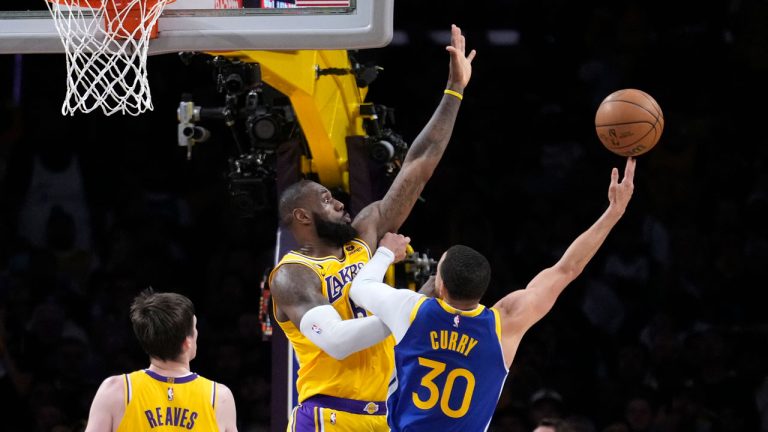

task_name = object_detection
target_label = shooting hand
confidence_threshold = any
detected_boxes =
[608,157,636,216]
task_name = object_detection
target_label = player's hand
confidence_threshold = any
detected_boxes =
[608,157,635,215]
[380,232,411,263]
[446,24,476,91]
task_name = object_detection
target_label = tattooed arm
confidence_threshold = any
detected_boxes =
[352,24,477,247]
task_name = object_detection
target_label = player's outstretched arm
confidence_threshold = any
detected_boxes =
[84,375,124,432]
[493,158,636,360]
[215,383,238,432]
[271,264,391,360]
[353,24,477,246]
[350,233,423,343]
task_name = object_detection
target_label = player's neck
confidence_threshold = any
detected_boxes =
[448,300,480,311]
[298,241,343,259]
[148,359,192,377]
[443,294,480,311]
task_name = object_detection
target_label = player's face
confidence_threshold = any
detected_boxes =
[313,187,351,224]
[311,187,357,246]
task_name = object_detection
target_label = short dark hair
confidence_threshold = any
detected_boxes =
[277,180,313,226]
[130,288,195,361]
[439,245,491,301]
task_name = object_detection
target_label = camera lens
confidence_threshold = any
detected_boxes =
[224,73,244,94]
[370,139,395,163]
[251,116,278,141]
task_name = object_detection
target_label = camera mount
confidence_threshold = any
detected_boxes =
[361,102,409,176]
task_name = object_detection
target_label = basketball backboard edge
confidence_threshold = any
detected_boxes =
[0,0,394,54]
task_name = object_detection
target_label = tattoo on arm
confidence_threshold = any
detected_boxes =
[377,97,462,233]
[404,97,461,162]
[271,264,328,327]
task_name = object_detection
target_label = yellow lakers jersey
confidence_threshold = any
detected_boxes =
[117,370,219,432]
[270,238,395,403]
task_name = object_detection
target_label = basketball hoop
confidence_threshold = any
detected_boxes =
[45,0,174,116]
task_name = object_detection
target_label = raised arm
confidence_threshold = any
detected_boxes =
[270,264,391,360]
[493,158,636,363]
[353,24,477,245]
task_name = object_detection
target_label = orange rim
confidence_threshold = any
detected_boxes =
[46,0,179,40]
[46,0,177,6]
[46,0,104,7]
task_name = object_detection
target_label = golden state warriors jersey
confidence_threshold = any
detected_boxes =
[270,238,396,403]
[117,370,219,432]
[388,298,508,432]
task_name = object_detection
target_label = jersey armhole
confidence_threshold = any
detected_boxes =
[124,373,132,406]
[409,297,429,324]
[211,381,217,409]
[490,308,503,342]
[352,238,373,258]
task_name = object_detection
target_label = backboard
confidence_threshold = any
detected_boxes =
[0,0,394,54]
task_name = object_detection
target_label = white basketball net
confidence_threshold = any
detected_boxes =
[45,0,171,116]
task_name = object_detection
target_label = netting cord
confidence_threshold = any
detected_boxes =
[45,0,169,116]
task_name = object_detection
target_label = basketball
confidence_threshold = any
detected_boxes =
[595,88,664,157]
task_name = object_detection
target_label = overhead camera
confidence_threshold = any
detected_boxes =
[177,95,211,160]
[228,150,276,218]
[177,54,297,217]
[361,103,409,175]
[213,56,261,96]
[243,90,293,149]
[369,129,408,167]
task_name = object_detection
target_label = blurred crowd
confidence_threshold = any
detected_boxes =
[2,1,768,431]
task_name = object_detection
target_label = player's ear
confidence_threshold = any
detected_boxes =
[435,278,445,299]
[292,208,312,225]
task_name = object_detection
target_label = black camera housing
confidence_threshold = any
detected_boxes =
[227,151,277,218]
[213,57,261,96]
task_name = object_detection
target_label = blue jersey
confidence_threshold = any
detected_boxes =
[388,297,508,432]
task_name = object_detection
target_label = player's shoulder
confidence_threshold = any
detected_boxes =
[215,382,236,405]
[216,382,234,397]
[271,261,320,289]
[101,374,127,391]
[94,374,128,408]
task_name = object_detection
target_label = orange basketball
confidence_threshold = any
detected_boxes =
[595,88,664,157]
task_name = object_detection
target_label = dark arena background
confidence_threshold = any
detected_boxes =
[2,1,768,431]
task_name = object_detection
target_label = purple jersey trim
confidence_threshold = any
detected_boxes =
[143,369,199,384]
[302,394,387,415]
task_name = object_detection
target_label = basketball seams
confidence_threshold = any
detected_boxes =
[596,124,657,149]
[599,99,660,122]
[595,88,663,156]
[595,120,656,128]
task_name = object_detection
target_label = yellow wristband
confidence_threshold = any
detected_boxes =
[444,89,463,101]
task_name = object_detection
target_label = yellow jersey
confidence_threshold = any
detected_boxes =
[116,370,219,432]
[270,238,395,403]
